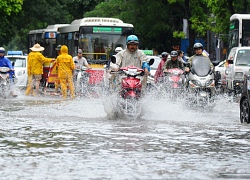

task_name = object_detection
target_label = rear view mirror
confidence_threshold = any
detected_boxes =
[110,55,116,64]
[183,62,190,67]
[212,60,221,66]
[149,58,154,66]
[227,59,233,64]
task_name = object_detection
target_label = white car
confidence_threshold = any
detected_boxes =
[215,60,226,87]
[6,55,28,88]
[147,55,162,84]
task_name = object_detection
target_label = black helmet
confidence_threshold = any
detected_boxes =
[161,52,168,58]
[193,43,203,50]
[55,45,62,51]
[170,51,178,57]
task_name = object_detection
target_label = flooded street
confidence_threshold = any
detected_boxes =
[0,92,250,179]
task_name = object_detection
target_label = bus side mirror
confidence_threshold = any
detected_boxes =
[110,55,116,64]
[149,58,154,66]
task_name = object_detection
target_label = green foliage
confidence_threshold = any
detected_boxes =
[2,0,250,54]
[0,0,23,16]
[173,31,185,39]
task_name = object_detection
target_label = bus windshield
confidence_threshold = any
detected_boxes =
[228,18,250,53]
[79,26,133,60]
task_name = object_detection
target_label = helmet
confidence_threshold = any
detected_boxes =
[126,35,139,44]
[55,45,62,51]
[0,47,5,53]
[170,51,178,57]
[161,52,168,58]
[193,43,203,50]
[115,47,123,53]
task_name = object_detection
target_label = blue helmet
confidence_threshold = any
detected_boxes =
[126,35,139,44]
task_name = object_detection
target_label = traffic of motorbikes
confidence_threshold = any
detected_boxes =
[0,49,229,120]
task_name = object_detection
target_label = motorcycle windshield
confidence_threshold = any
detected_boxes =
[191,56,211,77]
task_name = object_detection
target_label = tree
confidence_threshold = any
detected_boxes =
[0,0,23,47]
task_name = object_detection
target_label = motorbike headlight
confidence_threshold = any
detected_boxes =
[168,76,174,81]
[190,80,201,87]
[205,79,214,87]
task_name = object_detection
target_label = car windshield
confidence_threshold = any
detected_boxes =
[236,50,250,66]
[8,57,26,67]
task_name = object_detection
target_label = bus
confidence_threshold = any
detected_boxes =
[56,17,134,85]
[28,24,69,58]
[56,17,134,66]
[228,14,250,53]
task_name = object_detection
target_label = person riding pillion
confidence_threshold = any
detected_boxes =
[154,52,169,83]
[110,35,150,88]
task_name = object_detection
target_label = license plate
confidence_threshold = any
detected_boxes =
[200,91,207,97]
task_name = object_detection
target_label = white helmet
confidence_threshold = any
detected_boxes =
[0,47,5,53]
[115,47,123,53]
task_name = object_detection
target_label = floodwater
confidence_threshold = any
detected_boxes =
[0,90,250,180]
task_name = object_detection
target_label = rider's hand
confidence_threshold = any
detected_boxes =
[185,67,190,72]
[144,68,149,75]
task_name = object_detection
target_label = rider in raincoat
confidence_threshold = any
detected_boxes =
[186,43,214,72]
[110,35,149,89]
[0,47,17,97]
[154,52,168,83]
[26,43,53,96]
[56,45,75,99]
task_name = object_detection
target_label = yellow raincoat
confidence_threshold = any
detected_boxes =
[26,51,52,95]
[56,45,75,98]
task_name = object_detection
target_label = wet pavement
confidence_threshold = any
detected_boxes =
[0,92,250,179]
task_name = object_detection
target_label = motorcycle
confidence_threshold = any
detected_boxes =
[75,66,90,97]
[109,56,154,119]
[163,68,185,101]
[115,66,144,119]
[185,56,215,107]
[0,67,11,99]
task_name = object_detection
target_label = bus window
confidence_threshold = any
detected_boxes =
[242,20,250,46]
